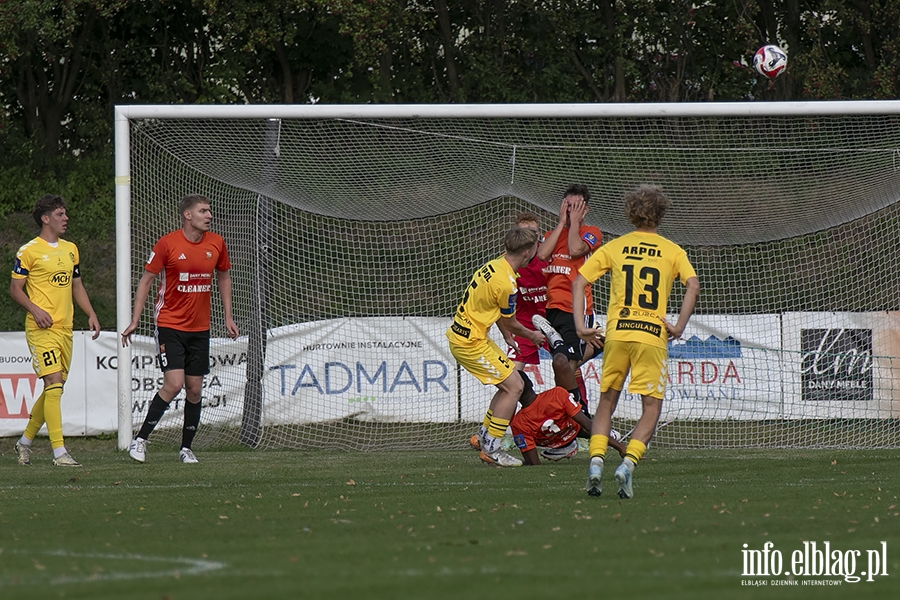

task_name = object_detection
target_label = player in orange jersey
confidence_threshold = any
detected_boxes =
[537,184,604,417]
[121,194,239,464]
[510,333,625,465]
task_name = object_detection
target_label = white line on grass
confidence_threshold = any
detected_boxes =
[1,549,227,587]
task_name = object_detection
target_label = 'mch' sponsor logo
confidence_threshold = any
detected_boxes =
[48,271,71,287]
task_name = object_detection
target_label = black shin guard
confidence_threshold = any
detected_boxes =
[138,393,170,440]
[182,400,201,449]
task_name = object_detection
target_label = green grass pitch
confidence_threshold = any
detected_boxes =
[1,438,898,599]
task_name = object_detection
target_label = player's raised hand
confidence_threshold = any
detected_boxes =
[568,198,588,224]
[556,197,569,225]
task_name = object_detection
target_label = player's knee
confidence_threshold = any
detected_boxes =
[551,352,569,371]
[184,381,202,399]
[504,372,524,396]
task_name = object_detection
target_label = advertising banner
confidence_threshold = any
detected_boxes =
[127,334,249,430]
[4,312,898,438]
[611,314,784,421]
[0,331,117,437]
[262,317,458,424]
[782,312,900,419]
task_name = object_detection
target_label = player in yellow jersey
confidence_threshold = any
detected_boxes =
[572,185,699,498]
[10,195,101,467]
[447,227,545,467]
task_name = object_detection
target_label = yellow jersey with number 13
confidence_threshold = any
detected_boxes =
[579,231,696,349]
[446,256,518,346]
[11,237,80,331]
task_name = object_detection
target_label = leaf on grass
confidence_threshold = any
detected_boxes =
[346,479,356,486]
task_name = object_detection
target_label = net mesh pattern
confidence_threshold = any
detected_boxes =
[126,112,900,450]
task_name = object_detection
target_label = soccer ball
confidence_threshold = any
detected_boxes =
[753,44,787,79]
[540,441,578,461]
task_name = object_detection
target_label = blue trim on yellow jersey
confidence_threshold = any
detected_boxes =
[13,257,28,276]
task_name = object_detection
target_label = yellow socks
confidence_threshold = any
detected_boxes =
[486,415,510,440]
[41,384,65,450]
[624,439,647,466]
[588,434,609,460]
[23,390,46,440]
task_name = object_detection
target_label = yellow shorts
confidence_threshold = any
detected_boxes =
[449,338,515,385]
[600,339,668,399]
[26,327,73,380]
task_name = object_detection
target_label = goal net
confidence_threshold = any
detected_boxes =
[115,103,900,451]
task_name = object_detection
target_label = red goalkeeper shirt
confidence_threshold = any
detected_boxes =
[514,254,549,328]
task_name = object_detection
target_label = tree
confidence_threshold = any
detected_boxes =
[0,0,107,158]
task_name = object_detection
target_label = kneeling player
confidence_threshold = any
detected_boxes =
[511,351,625,466]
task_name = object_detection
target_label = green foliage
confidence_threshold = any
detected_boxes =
[0,154,115,332]
[3,0,900,332]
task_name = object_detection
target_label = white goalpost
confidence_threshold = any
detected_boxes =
[114,101,900,452]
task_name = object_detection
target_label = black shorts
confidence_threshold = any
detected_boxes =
[546,308,596,363]
[155,327,210,376]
